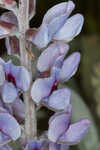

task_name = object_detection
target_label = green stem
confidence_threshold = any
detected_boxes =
[18,0,37,141]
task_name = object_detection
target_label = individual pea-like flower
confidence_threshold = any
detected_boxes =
[23,109,90,150]
[31,42,80,112]
[48,105,90,146]
[26,0,84,49]
[0,58,30,103]
[0,106,21,146]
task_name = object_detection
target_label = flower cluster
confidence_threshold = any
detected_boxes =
[26,1,84,49]
[31,41,80,112]
[0,0,90,149]
[23,106,90,150]
[0,58,30,149]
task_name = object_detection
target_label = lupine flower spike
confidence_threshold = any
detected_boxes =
[0,0,90,149]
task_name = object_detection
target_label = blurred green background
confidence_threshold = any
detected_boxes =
[1,0,100,149]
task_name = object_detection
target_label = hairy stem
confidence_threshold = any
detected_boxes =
[18,0,37,140]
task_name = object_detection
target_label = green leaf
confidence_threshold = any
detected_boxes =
[71,89,100,150]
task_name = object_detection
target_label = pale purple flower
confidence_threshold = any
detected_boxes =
[31,42,80,111]
[37,41,69,72]
[0,107,21,144]
[0,58,30,103]
[48,105,90,145]
[26,1,84,48]
[22,103,90,150]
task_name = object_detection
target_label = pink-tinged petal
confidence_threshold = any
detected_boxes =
[12,98,25,123]
[5,36,19,55]
[49,142,60,150]
[0,65,5,86]
[37,42,69,72]
[26,23,49,49]
[2,82,17,103]
[53,14,84,42]
[59,52,80,81]
[43,1,75,25]
[31,76,55,104]
[0,113,21,140]
[59,119,90,145]
[0,145,13,150]
[48,105,72,142]
[48,88,71,111]
[0,20,17,39]
[60,144,69,150]
[0,0,18,14]
[0,11,18,26]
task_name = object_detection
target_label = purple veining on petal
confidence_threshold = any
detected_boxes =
[49,80,58,95]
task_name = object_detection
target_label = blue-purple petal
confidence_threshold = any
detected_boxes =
[31,75,55,104]
[48,105,72,142]
[59,119,90,145]
[59,52,80,81]
[2,82,17,103]
[0,113,21,140]
[48,88,71,111]
[14,66,30,91]
[37,42,69,72]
